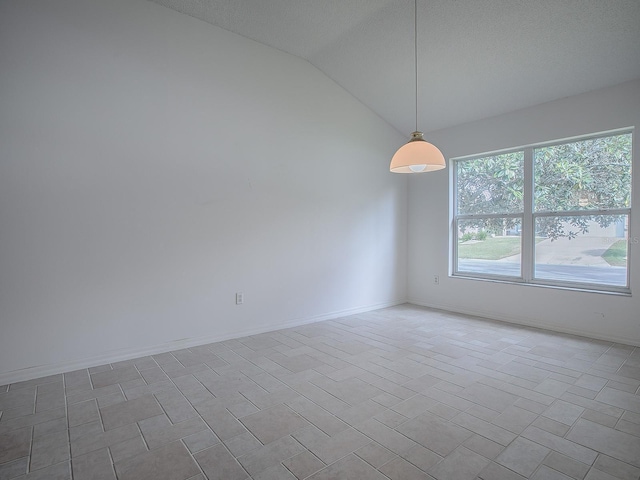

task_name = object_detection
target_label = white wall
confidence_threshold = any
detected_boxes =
[408,80,640,346]
[0,0,408,383]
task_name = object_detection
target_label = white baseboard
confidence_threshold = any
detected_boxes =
[407,298,640,347]
[0,300,404,385]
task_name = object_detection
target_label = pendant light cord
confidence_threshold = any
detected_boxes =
[414,0,418,132]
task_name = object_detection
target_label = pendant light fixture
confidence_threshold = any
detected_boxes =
[390,0,445,173]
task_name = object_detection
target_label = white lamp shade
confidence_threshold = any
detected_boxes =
[390,135,446,173]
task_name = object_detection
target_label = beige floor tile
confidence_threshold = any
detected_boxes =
[307,454,388,480]
[400,444,442,473]
[574,374,608,392]
[66,385,122,406]
[374,408,409,428]
[90,366,140,389]
[492,405,539,433]
[308,427,371,464]
[615,418,640,437]
[426,402,461,420]
[291,424,330,450]
[0,407,66,435]
[139,367,169,385]
[32,417,67,439]
[479,461,527,480]
[268,353,325,373]
[531,416,571,436]
[543,400,585,426]
[310,377,383,406]
[335,399,387,425]
[522,426,597,465]
[141,416,208,450]
[560,393,623,419]
[224,431,263,457]
[428,446,490,480]
[67,400,99,428]
[0,427,31,464]
[580,409,619,428]
[354,442,396,469]
[195,404,247,441]
[252,463,296,480]
[30,430,69,471]
[182,428,220,454]
[100,394,163,431]
[9,376,62,392]
[117,441,200,480]
[466,404,500,422]
[593,454,640,480]
[355,418,416,454]
[531,465,574,479]
[0,456,28,478]
[534,379,571,397]
[69,420,102,443]
[18,460,71,480]
[4,306,640,479]
[566,419,640,467]
[285,396,349,436]
[240,404,310,445]
[566,385,599,399]
[72,448,116,480]
[496,438,550,477]
[0,404,35,421]
[514,398,548,414]
[108,435,147,464]
[379,456,433,480]
[391,394,437,418]
[595,388,640,414]
[396,412,472,456]
[620,410,640,424]
[461,383,520,412]
[238,435,305,476]
[194,443,247,480]
[451,411,517,446]
[463,433,504,460]
[282,450,326,479]
[71,423,140,457]
[542,451,590,480]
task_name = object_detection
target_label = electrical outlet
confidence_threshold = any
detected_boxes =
[236,292,243,305]
[434,275,439,285]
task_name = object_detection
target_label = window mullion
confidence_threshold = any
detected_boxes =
[451,130,631,293]
[522,148,534,281]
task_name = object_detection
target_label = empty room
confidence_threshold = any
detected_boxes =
[1,0,639,479]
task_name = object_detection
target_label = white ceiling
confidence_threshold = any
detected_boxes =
[149,0,640,136]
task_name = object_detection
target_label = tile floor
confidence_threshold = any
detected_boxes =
[1,304,640,480]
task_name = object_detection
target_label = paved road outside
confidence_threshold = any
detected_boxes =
[459,236,627,286]
[458,259,626,286]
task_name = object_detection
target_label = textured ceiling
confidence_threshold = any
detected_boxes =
[149,0,640,136]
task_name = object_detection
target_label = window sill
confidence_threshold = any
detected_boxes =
[451,273,632,297]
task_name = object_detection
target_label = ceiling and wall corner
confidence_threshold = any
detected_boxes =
[148,0,640,136]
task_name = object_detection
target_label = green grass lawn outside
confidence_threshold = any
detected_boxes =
[458,236,522,260]
[458,236,547,260]
[602,239,628,267]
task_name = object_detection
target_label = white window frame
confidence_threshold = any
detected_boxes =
[451,129,633,294]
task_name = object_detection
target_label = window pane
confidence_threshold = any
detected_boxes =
[457,218,521,277]
[534,215,628,287]
[457,152,524,215]
[534,133,632,212]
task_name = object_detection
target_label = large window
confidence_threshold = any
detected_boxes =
[452,131,632,292]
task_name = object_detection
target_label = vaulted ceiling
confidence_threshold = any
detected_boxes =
[148,0,640,136]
